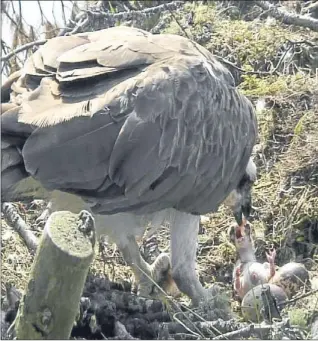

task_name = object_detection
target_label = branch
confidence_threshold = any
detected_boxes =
[283,288,318,305]
[65,1,184,35]
[83,1,183,20]
[254,1,318,32]
[0,39,47,62]
[2,203,38,253]
[2,4,30,40]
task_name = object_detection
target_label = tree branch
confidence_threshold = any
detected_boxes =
[0,39,47,62]
[2,202,38,253]
[254,0,318,32]
[65,1,184,35]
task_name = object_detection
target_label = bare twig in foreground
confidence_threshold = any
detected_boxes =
[254,1,318,32]
[2,202,38,253]
[283,288,318,305]
[65,1,184,35]
[1,39,47,62]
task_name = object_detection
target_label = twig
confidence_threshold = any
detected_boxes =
[2,202,38,253]
[283,288,318,305]
[2,3,30,40]
[212,324,257,340]
[157,319,246,338]
[36,0,48,25]
[212,323,275,340]
[67,14,90,35]
[114,321,138,340]
[212,318,295,340]
[66,1,184,34]
[84,1,183,20]
[0,39,47,62]
[254,0,318,32]
[60,0,67,26]
[170,333,199,340]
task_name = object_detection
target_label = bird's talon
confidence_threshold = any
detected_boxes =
[135,253,180,299]
[77,211,95,246]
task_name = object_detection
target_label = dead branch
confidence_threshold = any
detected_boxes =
[114,321,138,340]
[2,202,38,253]
[283,288,318,305]
[156,319,245,338]
[64,1,184,35]
[170,333,199,340]
[1,39,47,62]
[213,324,262,340]
[213,318,303,340]
[84,0,183,19]
[1,4,30,40]
[254,1,318,32]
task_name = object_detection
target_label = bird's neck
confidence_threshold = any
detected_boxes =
[237,246,256,263]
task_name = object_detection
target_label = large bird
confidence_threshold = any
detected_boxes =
[1,26,257,306]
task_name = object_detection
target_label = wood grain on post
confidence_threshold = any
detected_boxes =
[15,210,96,340]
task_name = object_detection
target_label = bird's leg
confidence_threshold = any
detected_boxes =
[233,266,242,296]
[94,213,176,298]
[266,249,277,279]
[114,234,154,296]
[116,237,178,298]
[169,212,207,306]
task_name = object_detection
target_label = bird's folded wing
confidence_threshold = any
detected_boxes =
[2,27,257,215]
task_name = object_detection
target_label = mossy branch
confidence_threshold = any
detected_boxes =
[255,1,318,32]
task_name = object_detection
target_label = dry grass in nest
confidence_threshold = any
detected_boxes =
[1,219,34,295]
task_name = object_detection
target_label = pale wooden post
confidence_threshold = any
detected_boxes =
[15,210,95,339]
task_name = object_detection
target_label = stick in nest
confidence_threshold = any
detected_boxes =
[2,202,38,253]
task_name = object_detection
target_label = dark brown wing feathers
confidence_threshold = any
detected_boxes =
[1,26,257,215]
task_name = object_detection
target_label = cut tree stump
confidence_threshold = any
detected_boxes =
[15,210,96,340]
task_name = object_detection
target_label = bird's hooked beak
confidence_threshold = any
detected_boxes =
[233,190,252,227]
[233,204,251,227]
[232,157,256,227]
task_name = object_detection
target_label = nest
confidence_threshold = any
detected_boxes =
[2,1,318,339]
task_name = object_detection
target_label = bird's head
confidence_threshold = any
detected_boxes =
[224,158,257,227]
[229,222,253,250]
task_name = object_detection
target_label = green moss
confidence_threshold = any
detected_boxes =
[240,75,287,96]
[185,2,217,26]
[163,20,183,35]
[288,308,308,328]
[163,2,308,75]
